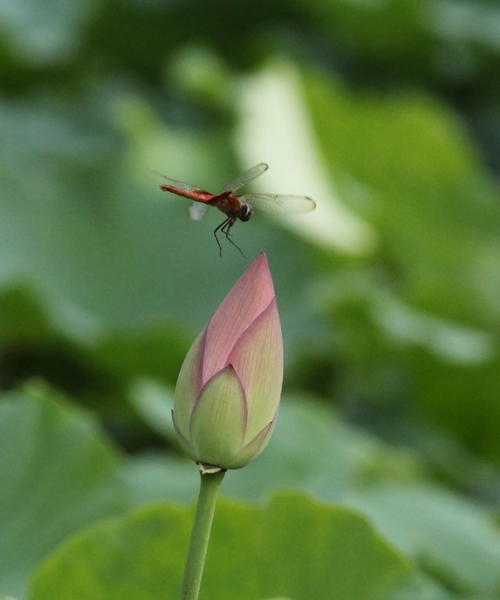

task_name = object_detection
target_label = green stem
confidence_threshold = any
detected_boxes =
[178,468,226,600]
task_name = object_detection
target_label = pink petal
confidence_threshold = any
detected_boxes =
[227,298,283,440]
[202,252,275,384]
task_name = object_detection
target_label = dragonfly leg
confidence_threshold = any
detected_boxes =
[213,219,227,257]
[222,218,245,257]
[214,217,245,258]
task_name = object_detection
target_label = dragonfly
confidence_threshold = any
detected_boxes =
[154,163,316,256]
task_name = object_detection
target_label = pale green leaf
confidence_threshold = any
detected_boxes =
[26,491,412,600]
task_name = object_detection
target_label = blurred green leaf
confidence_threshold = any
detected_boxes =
[390,573,456,600]
[352,484,500,597]
[297,66,500,463]
[0,285,119,403]
[304,68,500,325]
[120,397,500,598]
[128,379,176,439]
[26,491,412,600]
[410,346,500,462]
[303,69,500,328]
[121,452,195,506]
[290,0,433,66]
[288,0,500,86]
[0,382,125,598]
[314,265,500,461]
[93,326,188,389]
[0,0,96,66]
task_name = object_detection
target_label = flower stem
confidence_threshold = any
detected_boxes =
[179,469,226,600]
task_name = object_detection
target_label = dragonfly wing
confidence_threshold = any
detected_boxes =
[218,163,269,193]
[188,201,210,221]
[151,169,207,194]
[239,194,316,215]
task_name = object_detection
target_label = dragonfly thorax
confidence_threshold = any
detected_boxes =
[239,203,253,222]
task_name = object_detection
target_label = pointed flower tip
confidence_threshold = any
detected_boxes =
[225,253,275,307]
[242,251,274,297]
[173,252,283,471]
[202,251,277,380]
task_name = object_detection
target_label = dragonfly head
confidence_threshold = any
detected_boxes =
[239,203,253,222]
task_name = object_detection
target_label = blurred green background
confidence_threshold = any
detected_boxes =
[2,0,500,598]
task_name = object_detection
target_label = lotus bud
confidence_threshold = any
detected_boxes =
[172,252,283,471]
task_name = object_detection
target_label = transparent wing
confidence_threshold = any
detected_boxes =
[239,194,316,215]
[151,169,206,194]
[188,201,210,221]
[219,163,269,193]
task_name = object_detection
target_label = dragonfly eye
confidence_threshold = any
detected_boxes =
[240,204,253,222]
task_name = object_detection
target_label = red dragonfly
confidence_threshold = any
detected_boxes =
[154,163,316,256]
